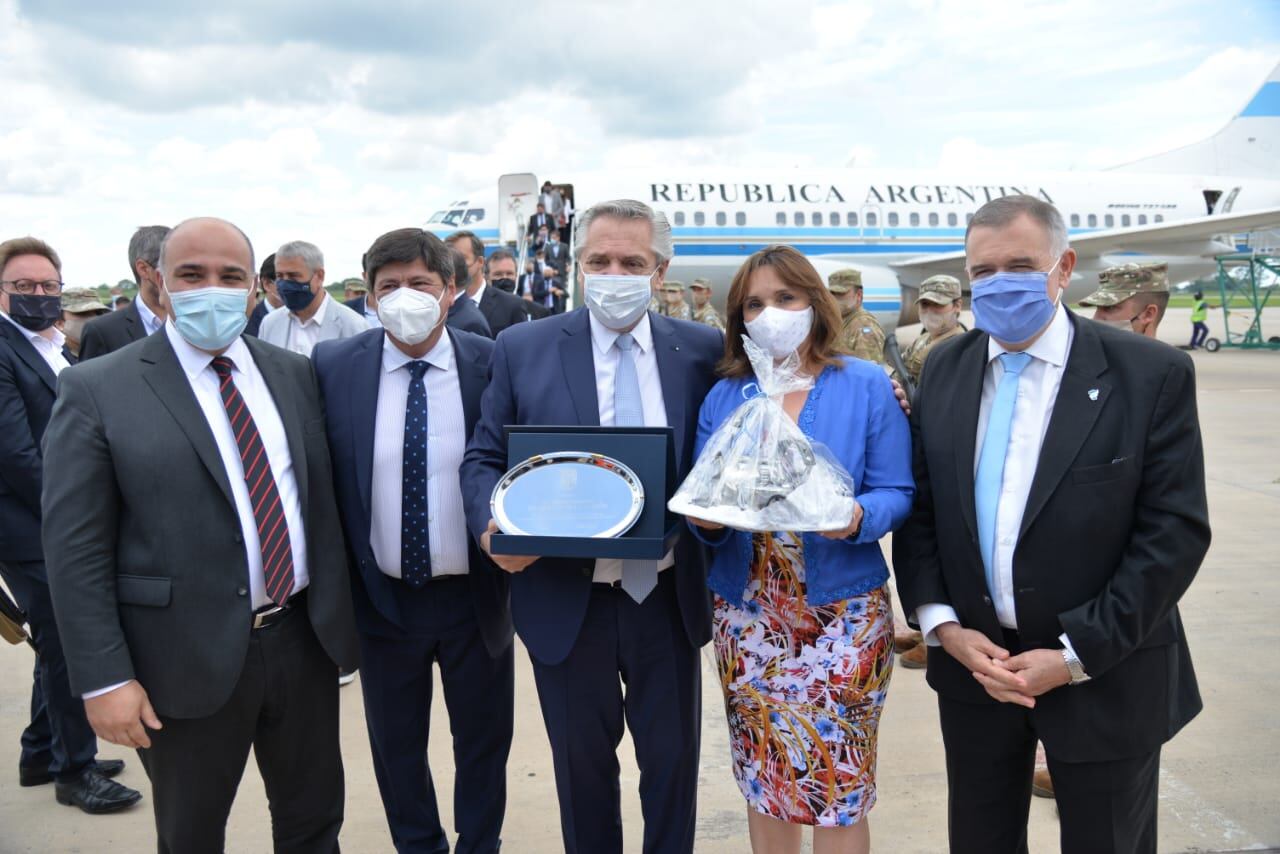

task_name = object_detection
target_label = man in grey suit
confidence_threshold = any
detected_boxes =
[42,217,360,853]
[257,240,367,356]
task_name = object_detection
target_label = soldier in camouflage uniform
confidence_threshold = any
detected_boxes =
[657,280,692,321]
[688,277,725,330]
[897,275,965,387]
[827,268,885,364]
[1079,262,1170,339]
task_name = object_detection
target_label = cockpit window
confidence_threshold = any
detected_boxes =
[428,211,447,223]
[463,208,485,225]
[439,209,465,226]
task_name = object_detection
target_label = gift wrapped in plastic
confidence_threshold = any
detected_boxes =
[668,336,857,532]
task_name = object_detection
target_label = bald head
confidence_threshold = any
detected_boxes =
[158,218,257,298]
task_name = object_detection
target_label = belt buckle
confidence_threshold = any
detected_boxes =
[252,604,285,630]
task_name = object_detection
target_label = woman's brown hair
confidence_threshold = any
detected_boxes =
[716,245,848,378]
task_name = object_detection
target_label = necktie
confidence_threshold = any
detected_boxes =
[401,361,432,587]
[613,334,657,602]
[974,351,1033,599]
[211,357,295,606]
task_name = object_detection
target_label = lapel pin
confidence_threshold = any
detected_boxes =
[1088,388,1099,401]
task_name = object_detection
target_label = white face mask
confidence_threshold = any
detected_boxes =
[744,305,814,359]
[584,273,654,330]
[376,287,442,346]
[921,309,957,335]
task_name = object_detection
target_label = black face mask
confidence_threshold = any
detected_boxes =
[492,277,517,293]
[8,293,62,332]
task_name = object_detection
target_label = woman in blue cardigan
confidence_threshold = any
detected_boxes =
[686,246,914,854]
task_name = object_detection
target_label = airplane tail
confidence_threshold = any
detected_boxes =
[1109,60,1279,178]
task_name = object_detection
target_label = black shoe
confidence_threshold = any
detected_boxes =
[20,758,126,787]
[54,769,142,814]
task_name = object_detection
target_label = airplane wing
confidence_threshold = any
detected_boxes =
[891,206,1280,284]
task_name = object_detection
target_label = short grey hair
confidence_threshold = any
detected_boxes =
[275,240,324,275]
[157,218,255,273]
[574,199,674,266]
[965,194,1069,257]
[128,225,170,283]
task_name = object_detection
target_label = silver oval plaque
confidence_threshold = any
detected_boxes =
[491,452,645,538]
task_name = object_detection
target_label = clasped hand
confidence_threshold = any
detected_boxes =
[935,623,1071,708]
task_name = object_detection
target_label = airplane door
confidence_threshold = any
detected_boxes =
[861,204,883,238]
[498,173,539,245]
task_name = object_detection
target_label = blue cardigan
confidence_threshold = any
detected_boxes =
[690,356,914,608]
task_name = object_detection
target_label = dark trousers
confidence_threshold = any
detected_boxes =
[529,571,701,854]
[137,600,343,854]
[1191,321,1209,347]
[358,576,514,854]
[938,694,1161,854]
[1,559,97,781]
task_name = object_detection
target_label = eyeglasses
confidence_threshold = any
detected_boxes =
[1,279,64,296]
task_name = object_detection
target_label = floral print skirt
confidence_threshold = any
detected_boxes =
[712,531,894,827]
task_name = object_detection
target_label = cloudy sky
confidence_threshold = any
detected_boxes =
[1,0,1277,284]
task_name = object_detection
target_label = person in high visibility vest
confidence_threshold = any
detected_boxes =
[1190,291,1210,348]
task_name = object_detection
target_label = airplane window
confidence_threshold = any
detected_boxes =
[441,210,465,226]
[463,208,484,225]
[715,212,726,226]
[928,212,939,227]
[812,212,823,226]
[1154,214,1164,223]
[694,211,706,226]
[794,212,805,226]
[947,213,958,227]
[1070,214,1080,227]
[1138,214,1147,225]
[1087,214,1098,227]
[777,212,787,226]
[909,213,920,227]
[1104,214,1115,227]
[964,213,973,225]
[674,211,685,226]
[1121,214,1131,227]
[428,211,447,224]
[847,212,858,227]
[867,212,878,226]
[888,212,899,226]
[830,211,839,225]
[736,212,746,226]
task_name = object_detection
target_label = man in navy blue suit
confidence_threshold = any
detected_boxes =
[461,200,722,854]
[314,227,513,854]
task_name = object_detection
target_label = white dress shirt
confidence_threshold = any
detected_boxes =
[84,325,311,700]
[135,295,165,335]
[2,313,69,375]
[369,331,470,578]
[471,281,487,310]
[284,292,331,356]
[588,312,675,583]
[917,305,1082,657]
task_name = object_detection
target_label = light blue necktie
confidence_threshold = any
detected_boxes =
[975,351,1033,598]
[613,333,656,602]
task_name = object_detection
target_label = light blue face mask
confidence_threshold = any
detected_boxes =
[166,286,249,351]
[970,257,1063,345]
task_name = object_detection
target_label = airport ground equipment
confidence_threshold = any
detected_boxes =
[1203,253,1280,352]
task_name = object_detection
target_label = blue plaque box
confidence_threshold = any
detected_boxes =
[489,426,682,560]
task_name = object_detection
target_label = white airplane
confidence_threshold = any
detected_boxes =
[426,61,1280,332]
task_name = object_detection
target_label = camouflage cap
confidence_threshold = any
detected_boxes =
[1079,262,1169,307]
[916,274,962,305]
[342,277,367,294]
[661,280,685,292]
[60,287,108,314]
[689,277,712,290]
[827,268,862,294]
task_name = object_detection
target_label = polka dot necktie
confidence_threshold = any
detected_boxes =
[401,360,431,587]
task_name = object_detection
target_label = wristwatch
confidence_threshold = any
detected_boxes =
[1062,648,1091,685]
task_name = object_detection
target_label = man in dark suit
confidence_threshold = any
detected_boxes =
[314,227,514,853]
[461,200,721,854]
[893,195,1209,854]
[245,253,278,338]
[526,202,554,238]
[495,254,549,321]
[543,230,569,279]
[444,248,493,338]
[444,232,529,336]
[79,225,170,360]
[0,237,142,813]
[42,217,360,853]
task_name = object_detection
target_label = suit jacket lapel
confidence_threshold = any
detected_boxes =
[349,331,383,523]
[124,301,145,342]
[559,309,600,426]
[1019,315,1110,539]
[451,330,487,434]
[649,313,688,466]
[0,322,57,392]
[247,336,311,518]
[951,333,987,545]
[139,332,236,508]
